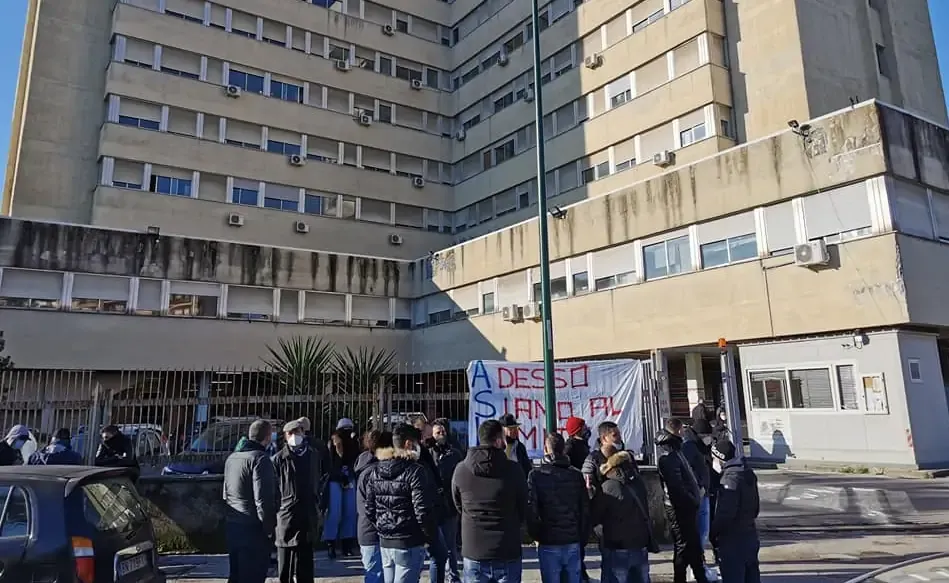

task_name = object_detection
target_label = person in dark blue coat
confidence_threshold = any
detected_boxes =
[29,428,83,465]
[709,439,761,583]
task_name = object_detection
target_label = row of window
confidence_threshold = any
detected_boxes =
[0,269,412,329]
[748,365,863,412]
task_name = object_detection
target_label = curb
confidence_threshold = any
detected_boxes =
[759,522,949,534]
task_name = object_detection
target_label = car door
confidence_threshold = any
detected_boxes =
[0,485,32,582]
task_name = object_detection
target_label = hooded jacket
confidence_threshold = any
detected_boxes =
[363,447,437,549]
[709,458,760,544]
[94,432,138,470]
[680,427,711,492]
[29,441,83,466]
[526,454,589,545]
[592,451,657,552]
[223,439,277,536]
[355,450,380,546]
[452,445,528,561]
[655,430,701,512]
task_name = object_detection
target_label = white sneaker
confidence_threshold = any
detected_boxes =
[704,565,720,582]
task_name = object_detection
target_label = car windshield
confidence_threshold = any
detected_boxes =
[80,478,149,538]
[189,422,252,452]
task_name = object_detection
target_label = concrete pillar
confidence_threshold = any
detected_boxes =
[685,352,706,413]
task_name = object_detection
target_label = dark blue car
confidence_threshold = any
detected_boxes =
[161,418,281,476]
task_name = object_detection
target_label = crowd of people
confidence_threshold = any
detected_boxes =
[0,423,141,470]
[221,404,761,583]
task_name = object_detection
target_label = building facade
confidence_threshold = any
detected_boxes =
[1,0,948,468]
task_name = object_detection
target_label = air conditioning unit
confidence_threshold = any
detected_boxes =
[388,233,404,246]
[455,129,466,141]
[794,241,830,267]
[227,212,245,227]
[653,150,675,167]
[524,87,535,103]
[498,52,509,67]
[358,113,373,126]
[521,302,542,321]
[288,154,306,166]
[225,84,242,98]
[294,220,310,234]
[410,78,423,90]
[584,53,603,69]
[382,23,395,36]
[501,305,522,323]
[335,59,351,72]
[412,176,425,188]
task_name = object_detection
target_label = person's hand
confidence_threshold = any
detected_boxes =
[699,487,706,497]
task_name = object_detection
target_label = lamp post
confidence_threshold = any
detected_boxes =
[527,1,558,435]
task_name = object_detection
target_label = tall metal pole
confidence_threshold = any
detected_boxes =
[528,5,557,435]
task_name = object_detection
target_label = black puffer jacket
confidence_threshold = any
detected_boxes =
[710,459,760,545]
[452,446,527,561]
[355,450,380,546]
[655,430,700,512]
[526,454,589,545]
[564,436,590,471]
[592,451,657,552]
[363,447,437,549]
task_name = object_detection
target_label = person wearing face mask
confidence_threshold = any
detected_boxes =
[427,421,463,583]
[0,425,30,466]
[323,422,361,559]
[94,425,139,477]
[581,421,629,496]
[498,414,533,479]
[272,418,328,583]
[224,419,278,583]
[563,417,591,471]
[681,419,716,581]
[711,408,730,445]
[357,430,394,583]
[709,439,760,583]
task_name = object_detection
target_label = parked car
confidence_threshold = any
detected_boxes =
[0,466,164,582]
[161,418,283,476]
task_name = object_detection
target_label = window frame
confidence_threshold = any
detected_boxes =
[0,485,32,540]
[642,235,692,280]
[699,233,758,269]
[746,363,859,412]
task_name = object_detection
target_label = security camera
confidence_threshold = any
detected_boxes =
[788,120,799,130]
[550,206,567,220]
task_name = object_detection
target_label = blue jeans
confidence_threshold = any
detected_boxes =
[429,517,461,583]
[361,544,383,583]
[600,547,650,583]
[462,558,522,583]
[537,544,581,583]
[697,496,710,548]
[322,481,357,541]
[380,546,426,583]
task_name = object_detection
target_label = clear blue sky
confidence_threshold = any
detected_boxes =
[0,0,946,167]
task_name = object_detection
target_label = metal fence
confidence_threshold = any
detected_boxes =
[0,359,662,473]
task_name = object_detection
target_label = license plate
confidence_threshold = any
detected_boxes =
[118,553,149,577]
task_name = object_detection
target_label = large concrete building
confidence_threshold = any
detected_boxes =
[1,0,948,469]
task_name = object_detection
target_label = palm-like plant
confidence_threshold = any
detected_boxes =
[261,336,336,394]
[333,347,397,395]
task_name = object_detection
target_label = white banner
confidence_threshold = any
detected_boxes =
[466,359,643,459]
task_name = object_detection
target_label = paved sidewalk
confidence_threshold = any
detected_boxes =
[161,530,949,582]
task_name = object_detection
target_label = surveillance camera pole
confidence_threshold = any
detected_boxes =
[528,2,558,436]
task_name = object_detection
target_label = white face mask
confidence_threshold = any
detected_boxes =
[287,434,304,448]
[702,436,713,446]
[712,458,723,474]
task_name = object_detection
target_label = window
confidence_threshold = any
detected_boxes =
[494,93,514,113]
[304,193,324,215]
[789,368,834,409]
[0,269,63,310]
[875,44,888,77]
[80,479,148,538]
[263,195,299,212]
[572,271,590,294]
[680,122,707,147]
[908,358,922,383]
[594,272,633,291]
[748,370,788,409]
[270,80,303,103]
[426,69,439,88]
[493,140,515,165]
[720,119,733,139]
[71,274,130,314]
[482,292,495,314]
[532,277,568,300]
[378,104,392,123]
[836,365,859,410]
[0,486,29,538]
[228,70,264,93]
[267,140,301,156]
[643,235,691,280]
[232,187,258,206]
[150,175,192,197]
[428,310,452,325]
[168,282,218,317]
[226,286,273,320]
[700,233,757,268]
[118,115,160,131]
[581,161,610,184]
[379,56,393,75]
[396,18,409,32]
[463,115,481,131]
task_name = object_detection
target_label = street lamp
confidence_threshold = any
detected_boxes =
[527,0,557,435]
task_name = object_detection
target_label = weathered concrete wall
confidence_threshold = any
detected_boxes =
[137,468,672,554]
[0,218,414,298]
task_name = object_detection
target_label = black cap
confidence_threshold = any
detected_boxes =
[498,414,519,428]
[692,418,713,435]
[711,439,737,461]
[54,428,71,442]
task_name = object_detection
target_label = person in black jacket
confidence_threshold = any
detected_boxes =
[711,407,730,445]
[656,423,709,583]
[364,423,437,583]
[428,421,463,583]
[357,430,393,583]
[29,428,82,466]
[323,424,361,558]
[223,420,277,583]
[271,418,327,583]
[452,419,528,583]
[527,433,589,583]
[0,425,30,466]
[710,439,761,583]
[593,451,659,583]
[498,414,533,479]
[563,417,590,471]
[581,421,627,495]
[95,425,139,475]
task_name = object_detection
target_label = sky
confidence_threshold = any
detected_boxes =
[0,1,946,168]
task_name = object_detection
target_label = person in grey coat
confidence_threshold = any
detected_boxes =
[224,419,277,583]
